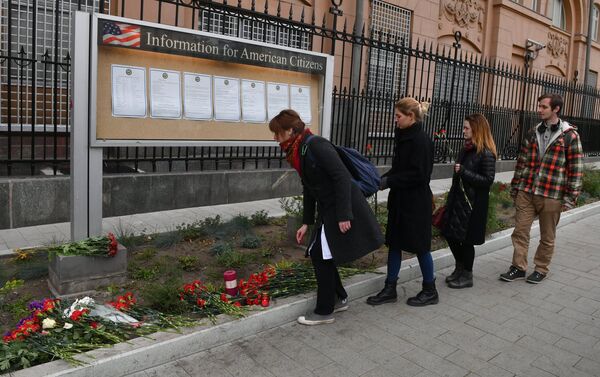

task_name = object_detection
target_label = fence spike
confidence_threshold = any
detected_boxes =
[42,49,51,60]
[264,0,269,14]
[300,6,305,23]
[277,1,281,17]
[342,86,347,95]
[360,87,366,96]
[351,87,356,95]
[19,45,26,56]
[333,85,338,93]
[361,23,366,38]
[288,3,293,20]
[343,19,347,34]
[311,8,316,25]
[238,0,242,7]
[251,0,255,11]
[321,13,327,29]
[65,52,71,61]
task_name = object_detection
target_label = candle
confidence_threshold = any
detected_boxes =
[223,270,238,296]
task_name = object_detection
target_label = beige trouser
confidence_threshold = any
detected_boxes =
[511,191,562,275]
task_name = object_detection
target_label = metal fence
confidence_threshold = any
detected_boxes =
[1,0,599,176]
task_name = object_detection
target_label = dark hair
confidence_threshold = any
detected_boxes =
[538,93,563,114]
[268,109,306,135]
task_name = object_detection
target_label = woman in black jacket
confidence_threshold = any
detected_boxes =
[367,97,437,307]
[269,109,384,325]
[442,113,496,289]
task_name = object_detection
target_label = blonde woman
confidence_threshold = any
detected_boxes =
[367,98,437,307]
[442,113,497,288]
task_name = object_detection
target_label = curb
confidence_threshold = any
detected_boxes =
[8,201,600,377]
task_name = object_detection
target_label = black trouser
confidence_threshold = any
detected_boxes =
[310,228,347,315]
[446,238,475,272]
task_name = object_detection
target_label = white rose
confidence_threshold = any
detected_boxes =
[42,318,56,329]
[63,323,73,329]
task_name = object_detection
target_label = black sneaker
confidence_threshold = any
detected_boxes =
[526,271,546,284]
[499,266,526,282]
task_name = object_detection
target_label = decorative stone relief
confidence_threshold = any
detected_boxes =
[547,32,568,58]
[443,0,485,31]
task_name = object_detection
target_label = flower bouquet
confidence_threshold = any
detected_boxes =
[47,233,119,258]
[179,280,245,323]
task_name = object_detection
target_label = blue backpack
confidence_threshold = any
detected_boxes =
[303,135,381,197]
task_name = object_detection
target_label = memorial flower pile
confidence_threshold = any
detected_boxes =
[179,280,245,322]
[47,233,119,258]
[0,262,368,373]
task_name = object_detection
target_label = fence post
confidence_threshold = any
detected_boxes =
[518,51,533,147]
[443,31,461,130]
[329,0,343,55]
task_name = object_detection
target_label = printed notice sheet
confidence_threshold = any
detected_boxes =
[241,80,266,123]
[183,73,212,120]
[290,85,312,124]
[111,65,147,118]
[150,69,182,119]
[267,82,289,120]
[214,76,241,122]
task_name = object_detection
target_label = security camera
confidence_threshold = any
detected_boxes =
[526,39,546,51]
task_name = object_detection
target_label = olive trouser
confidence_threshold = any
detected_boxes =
[511,191,562,275]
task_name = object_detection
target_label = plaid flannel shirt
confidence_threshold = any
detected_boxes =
[510,119,584,208]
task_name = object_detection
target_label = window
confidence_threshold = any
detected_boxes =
[552,0,566,29]
[593,6,600,41]
[532,0,540,12]
[1,0,107,128]
[433,61,480,104]
[367,0,411,96]
[200,10,310,50]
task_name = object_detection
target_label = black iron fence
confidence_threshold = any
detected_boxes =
[1,0,599,176]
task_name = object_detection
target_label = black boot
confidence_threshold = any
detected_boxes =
[447,270,473,289]
[406,280,439,307]
[366,280,397,305]
[445,263,464,283]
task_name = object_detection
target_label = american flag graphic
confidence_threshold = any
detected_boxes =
[102,22,141,47]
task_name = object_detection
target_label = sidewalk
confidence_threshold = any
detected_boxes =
[0,171,517,255]
[131,210,600,377]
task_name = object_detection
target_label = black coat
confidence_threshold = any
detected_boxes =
[383,123,434,254]
[301,135,384,265]
[442,147,496,245]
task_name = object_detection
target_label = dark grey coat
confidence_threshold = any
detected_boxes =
[383,123,434,254]
[301,135,384,265]
[442,147,496,244]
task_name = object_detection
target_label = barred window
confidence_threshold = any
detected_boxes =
[201,10,310,50]
[1,0,107,128]
[433,61,480,104]
[367,0,411,96]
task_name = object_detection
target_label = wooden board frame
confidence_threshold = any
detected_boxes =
[89,14,334,147]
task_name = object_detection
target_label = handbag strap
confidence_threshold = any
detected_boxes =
[458,177,473,211]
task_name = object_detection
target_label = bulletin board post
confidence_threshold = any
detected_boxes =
[70,12,334,241]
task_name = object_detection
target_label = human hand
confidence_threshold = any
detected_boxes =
[338,221,351,234]
[296,224,308,244]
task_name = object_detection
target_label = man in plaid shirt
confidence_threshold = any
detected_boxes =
[500,93,583,284]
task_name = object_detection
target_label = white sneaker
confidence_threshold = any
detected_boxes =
[297,312,335,326]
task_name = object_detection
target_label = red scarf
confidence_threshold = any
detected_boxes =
[464,139,474,152]
[280,128,313,175]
